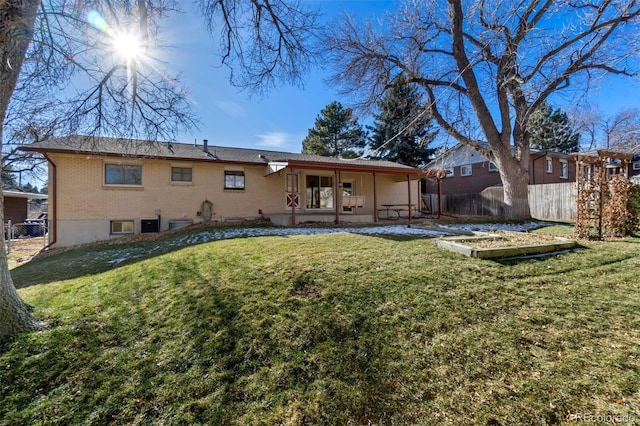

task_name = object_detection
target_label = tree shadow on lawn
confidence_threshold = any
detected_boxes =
[10,229,434,289]
[169,268,412,424]
[3,255,417,424]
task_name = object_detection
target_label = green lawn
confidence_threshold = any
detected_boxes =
[1,226,639,425]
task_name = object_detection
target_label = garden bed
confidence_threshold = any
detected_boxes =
[434,231,578,259]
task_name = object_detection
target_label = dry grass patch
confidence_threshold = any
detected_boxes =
[465,231,569,248]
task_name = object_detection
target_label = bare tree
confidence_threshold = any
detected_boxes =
[326,0,640,219]
[571,106,640,152]
[198,0,320,92]
[606,109,640,151]
[1,0,319,337]
[569,105,601,151]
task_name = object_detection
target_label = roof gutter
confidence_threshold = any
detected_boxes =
[284,160,429,176]
[43,154,57,249]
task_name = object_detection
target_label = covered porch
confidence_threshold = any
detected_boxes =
[264,159,445,226]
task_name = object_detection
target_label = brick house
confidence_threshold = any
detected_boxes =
[22,136,436,247]
[3,190,48,224]
[424,143,577,195]
[629,154,640,178]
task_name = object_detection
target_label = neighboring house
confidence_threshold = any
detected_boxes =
[628,154,640,177]
[3,190,48,224]
[22,136,436,247]
[424,143,576,195]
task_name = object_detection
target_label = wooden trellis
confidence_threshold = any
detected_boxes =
[572,150,633,239]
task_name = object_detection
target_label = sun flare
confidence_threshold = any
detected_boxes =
[112,32,144,61]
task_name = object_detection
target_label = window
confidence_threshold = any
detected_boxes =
[445,167,454,177]
[105,164,142,185]
[286,173,298,192]
[306,175,334,209]
[633,162,640,171]
[111,220,134,234]
[488,162,498,172]
[559,160,569,179]
[171,167,192,182]
[545,157,553,173]
[460,164,472,176]
[225,170,245,190]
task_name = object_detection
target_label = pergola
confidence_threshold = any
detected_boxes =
[571,150,633,239]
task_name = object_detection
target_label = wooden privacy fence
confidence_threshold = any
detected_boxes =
[423,182,576,220]
[528,182,576,220]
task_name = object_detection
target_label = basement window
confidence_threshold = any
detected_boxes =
[111,220,134,235]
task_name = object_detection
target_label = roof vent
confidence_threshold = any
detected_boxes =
[258,154,266,160]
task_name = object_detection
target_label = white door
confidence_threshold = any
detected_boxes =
[285,173,300,209]
[342,180,354,213]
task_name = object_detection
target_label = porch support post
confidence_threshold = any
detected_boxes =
[334,169,340,224]
[417,179,423,213]
[437,178,442,219]
[407,174,412,225]
[291,167,296,226]
[373,172,378,223]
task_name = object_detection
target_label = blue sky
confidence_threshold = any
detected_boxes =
[162,1,396,153]
[159,1,640,154]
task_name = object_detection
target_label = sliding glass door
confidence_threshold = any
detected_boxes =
[305,175,334,209]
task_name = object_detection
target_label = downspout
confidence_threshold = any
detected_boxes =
[531,151,548,185]
[43,154,57,249]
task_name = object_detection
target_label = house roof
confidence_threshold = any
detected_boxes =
[426,142,575,169]
[21,135,444,176]
[571,150,634,163]
[426,144,489,169]
[3,190,48,200]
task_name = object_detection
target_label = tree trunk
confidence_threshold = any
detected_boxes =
[0,235,45,338]
[0,0,45,338]
[499,159,532,220]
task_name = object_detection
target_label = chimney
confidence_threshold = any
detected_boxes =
[203,139,208,153]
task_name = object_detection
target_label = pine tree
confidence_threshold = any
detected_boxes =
[367,78,438,167]
[528,102,580,153]
[302,101,366,158]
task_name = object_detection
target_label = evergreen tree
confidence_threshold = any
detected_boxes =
[368,77,438,167]
[1,170,18,189]
[302,101,366,158]
[22,183,38,193]
[528,102,580,153]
